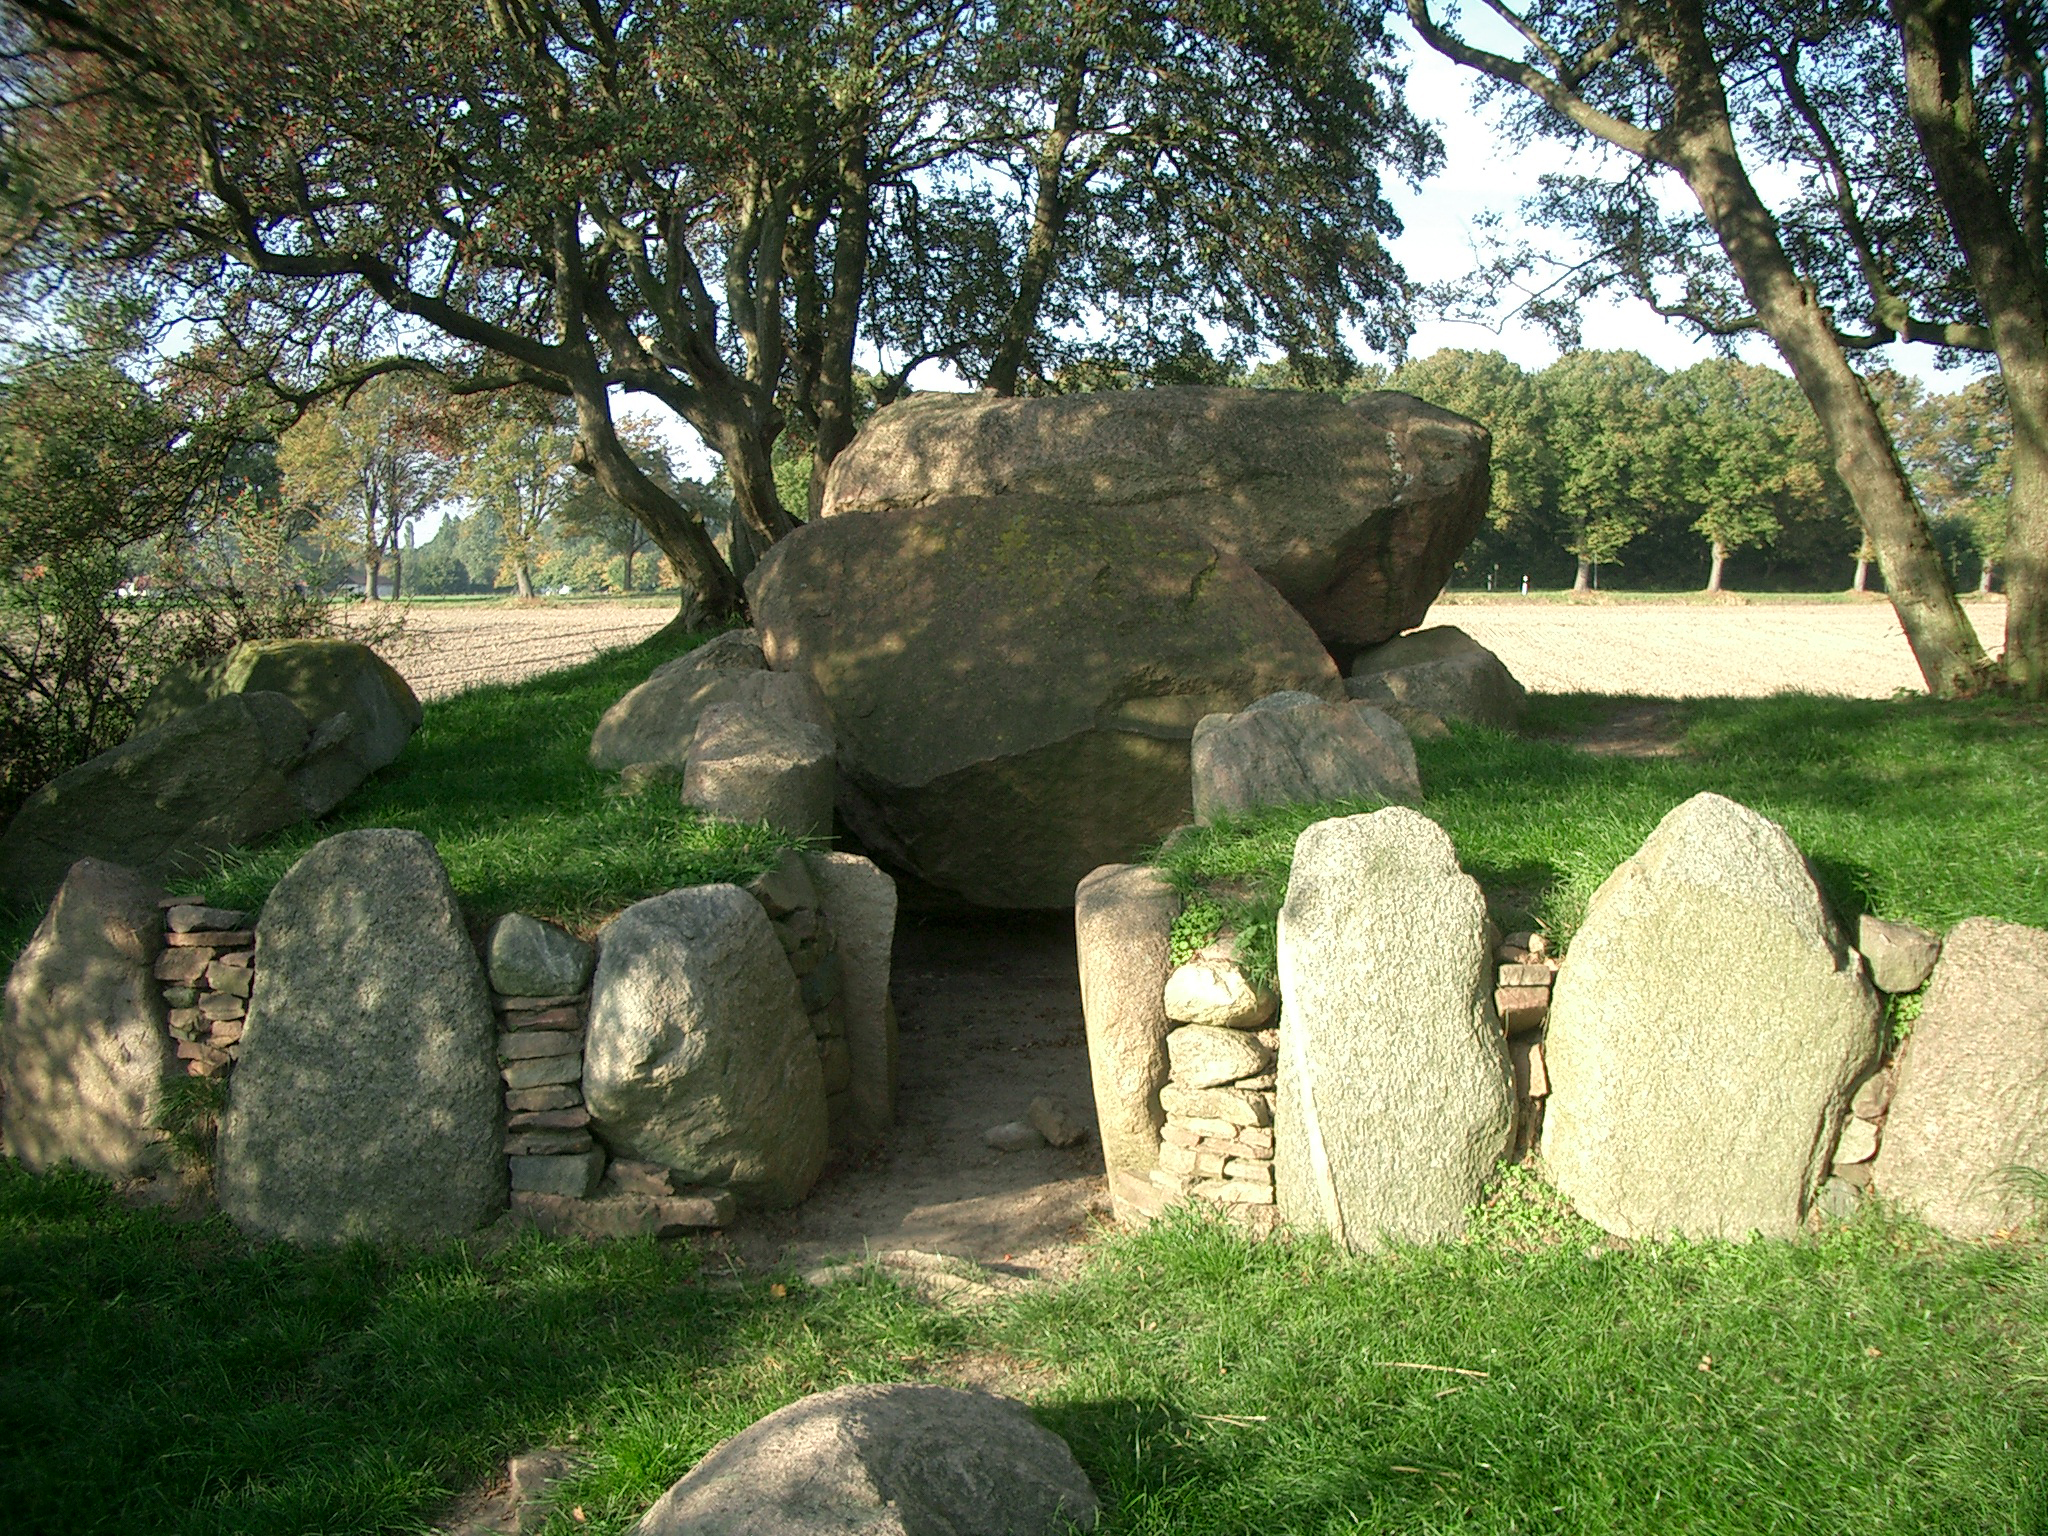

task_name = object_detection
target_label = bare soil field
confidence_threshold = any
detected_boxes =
[1428,593,2007,698]
[362,593,2010,703]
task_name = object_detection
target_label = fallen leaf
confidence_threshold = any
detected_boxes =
[770,1282,787,1298]
[1866,1346,1883,1358]
[1697,1355,1713,1373]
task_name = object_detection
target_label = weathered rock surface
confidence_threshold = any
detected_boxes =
[217,830,505,1244]
[681,703,835,839]
[0,691,339,908]
[805,852,899,1149]
[1542,793,1882,1240]
[1075,865,1178,1190]
[487,913,595,999]
[137,638,421,774]
[753,498,1342,906]
[1275,808,1512,1247]
[1166,1025,1271,1089]
[1,860,173,1177]
[589,648,828,773]
[1163,959,1275,1030]
[820,386,1490,661]
[1874,918,2048,1238]
[585,885,828,1208]
[1856,915,1941,995]
[1346,626,1527,731]
[627,1382,1099,1535]
[1190,691,1419,824]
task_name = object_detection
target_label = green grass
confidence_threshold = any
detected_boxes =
[1156,693,2048,986]
[4,1163,2043,1534]
[0,627,810,949]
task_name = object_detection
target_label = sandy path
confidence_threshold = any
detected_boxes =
[1424,595,2007,698]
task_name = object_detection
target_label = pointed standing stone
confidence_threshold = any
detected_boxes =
[1542,793,1881,1240]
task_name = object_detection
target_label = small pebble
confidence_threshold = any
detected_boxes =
[984,1120,1046,1153]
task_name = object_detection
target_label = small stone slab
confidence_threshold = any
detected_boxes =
[166,903,252,933]
[493,993,588,1012]
[1497,963,1554,989]
[498,1029,585,1061]
[1159,1082,1271,1126]
[1192,1177,1273,1205]
[506,1084,584,1114]
[162,929,253,948]
[1163,959,1277,1030]
[198,992,246,1021]
[152,948,211,983]
[507,1128,595,1156]
[1833,1116,1878,1166]
[498,1004,582,1031]
[1166,1025,1273,1089]
[1027,1096,1088,1147]
[509,1149,606,1198]
[503,1052,584,1089]
[985,1120,1045,1152]
[512,1187,735,1237]
[206,964,254,998]
[508,1106,592,1131]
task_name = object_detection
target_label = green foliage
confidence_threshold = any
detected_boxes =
[1167,896,1228,969]
[1153,694,2048,977]
[156,1073,228,1176]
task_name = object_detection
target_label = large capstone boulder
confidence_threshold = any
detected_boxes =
[805,852,899,1150]
[627,1383,1099,1536]
[681,702,836,839]
[1874,918,2048,1238]
[1191,691,1419,824]
[589,643,828,773]
[0,692,344,909]
[136,638,421,775]
[1274,808,1512,1247]
[216,830,505,1244]
[1,859,173,1177]
[821,386,1490,663]
[751,498,1343,907]
[1542,793,1882,1240]
[1346,626,1527,730]
[584,884,828,1208]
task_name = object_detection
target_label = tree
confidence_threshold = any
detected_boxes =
[2,0,1436,624]
[1665,358,1831,590]
[556,415,686,592]
[1404,0,2000,694]
[1877,369,2012,592]
[1389,348,1557,555]
[278,374,452,599]
[1538,350,1675,591]
[453,399,577,599]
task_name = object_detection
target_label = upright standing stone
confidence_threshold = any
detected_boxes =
[1874,918,2048,1238]
[217,830,505,1243]
[1075,865,1179,1200]
[584,885,828,1208]
[1,859,173,1178]
[1275,809,1512,1247]
[805,852,899,1149]
[1542,793,1882,1240]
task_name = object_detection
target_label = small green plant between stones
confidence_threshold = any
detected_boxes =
[1168,895,1227,968]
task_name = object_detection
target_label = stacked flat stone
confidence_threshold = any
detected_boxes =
[499,988,602,1196]
[743,852,856,1147]
[1151,939,1279,1228]
[152,896,254,1079]
[1494,930,1556,1160]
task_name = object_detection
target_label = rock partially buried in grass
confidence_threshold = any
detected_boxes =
[1541,792,1881,1240]
[626,1382,1099,1534]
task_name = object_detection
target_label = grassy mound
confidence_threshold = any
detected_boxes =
[1157,693,2048,987]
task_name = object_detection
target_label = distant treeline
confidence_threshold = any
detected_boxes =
[1256,350,2006,596]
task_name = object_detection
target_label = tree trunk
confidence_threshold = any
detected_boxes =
[364,552,381,601]
[1706,538,1728,593]
[1895,0,2048,697]
[1573,556,1593,593]
[1645,3,1990,696]
[391,547,403,600]
[622,548,634,592]
[514,563,533,600]
[715,421,798,556]
[810,141,873,514]
[1979,559,1996,596]
[986,56,1086,396]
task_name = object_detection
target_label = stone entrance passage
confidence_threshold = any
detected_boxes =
[724,909,1105,1277]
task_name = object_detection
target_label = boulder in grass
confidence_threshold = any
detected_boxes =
[1541,793,1882,1240]
[589,648,828,774]
[216,830,505,1244]
[1347,626,1527,731]
[1874,918,2048,1238]
[1,859,174,1178]
[0,692,335,909]
[135,638,421,775]
[751,498,1343,907]
[487,913,595,999]
[819,385,1491,663]
[1190,691,1420,824]
[1075,865,1178,1192]
[681,703,836,840]
[1275,808,1512,1248]
[627,1383,1099,1535]
[584,885,828,1209]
